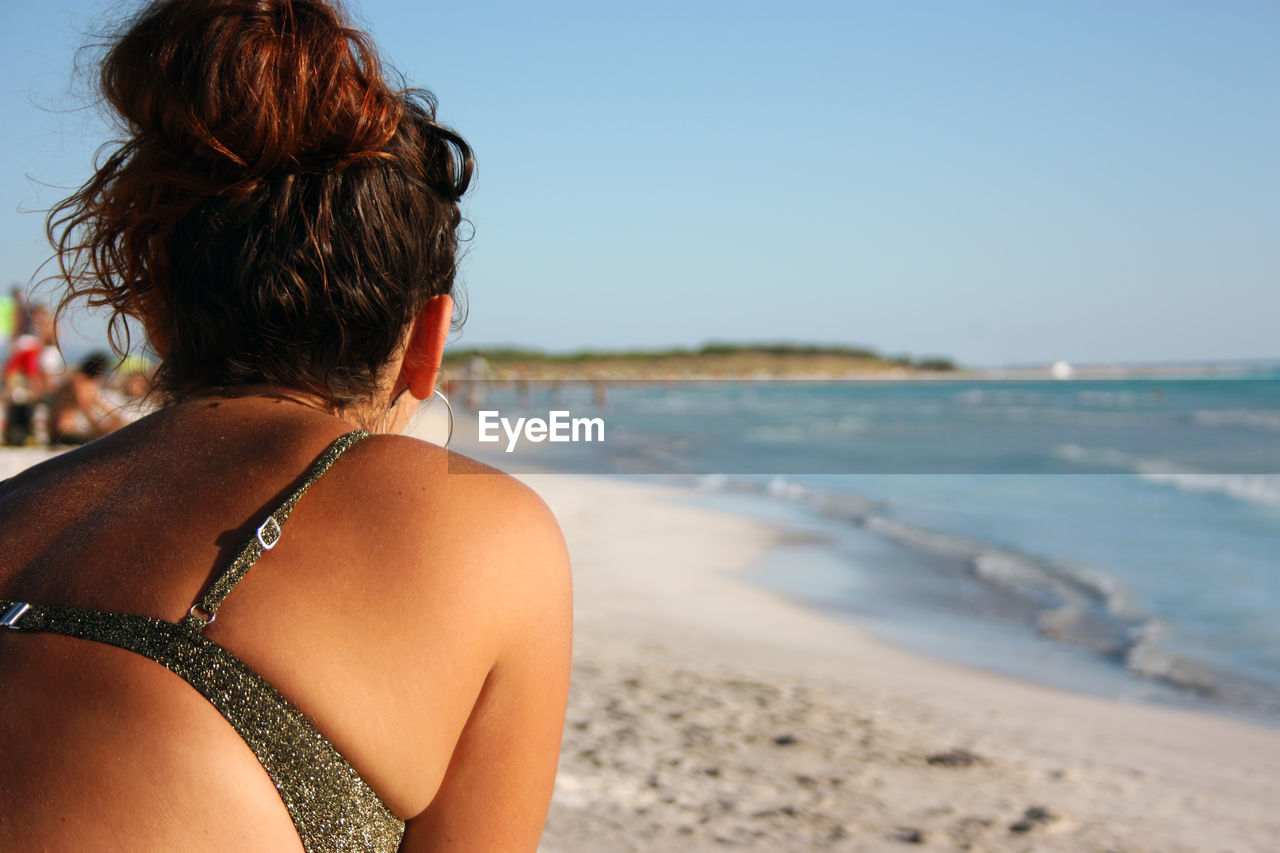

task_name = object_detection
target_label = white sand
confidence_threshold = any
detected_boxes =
[7,446,1279,851]
[525,472,1280,853]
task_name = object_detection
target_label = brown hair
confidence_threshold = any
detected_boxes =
[47,0,473,405]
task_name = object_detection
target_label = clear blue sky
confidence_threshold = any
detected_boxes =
[3,0,1277,367]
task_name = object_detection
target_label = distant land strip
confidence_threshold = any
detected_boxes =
[441,342,958,380]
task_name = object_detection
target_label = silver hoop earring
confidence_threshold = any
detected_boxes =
[432,387,454,448]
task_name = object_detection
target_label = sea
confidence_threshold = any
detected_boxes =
[454,369,1280,726]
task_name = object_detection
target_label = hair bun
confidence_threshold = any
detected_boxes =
[105,0,401,179]
[49,0,474,403]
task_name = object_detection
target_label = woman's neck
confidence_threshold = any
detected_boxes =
[183,384,393,433]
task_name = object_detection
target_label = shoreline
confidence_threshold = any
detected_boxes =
[689,482,1280,731]
[524,470,1280,852]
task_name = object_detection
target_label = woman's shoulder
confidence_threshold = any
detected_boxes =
[300,435,571,847]
[340,432,560,533]
[325,432,569,597]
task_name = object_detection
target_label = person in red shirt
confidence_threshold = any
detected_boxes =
[4,305,57,397]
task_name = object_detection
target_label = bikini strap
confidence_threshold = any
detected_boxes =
[181,430,372,633]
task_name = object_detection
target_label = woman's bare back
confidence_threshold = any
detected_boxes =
[0,399,572,851]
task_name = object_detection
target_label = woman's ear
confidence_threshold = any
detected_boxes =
[401,293,454,400]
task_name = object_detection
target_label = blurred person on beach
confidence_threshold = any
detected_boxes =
[0,285,32,388]
[3,303,63,445]
[0,291,11,366]
[103,352,163,425]
[0,286,22,360]
[48,352,127,445]
[0,1,571,851]
[5,284,35,341]
[459,353,491,408]
[3,303,60,396]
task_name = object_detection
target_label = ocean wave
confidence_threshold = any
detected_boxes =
[1054,444,1280,507]
[955,404,1165,430]
[1076,389,1141,407]
[692,472,1280,714]
[1142,472,1280,507]
[855,498,1280,708]
[867,506,1280,711]
[1124,622,1280,710]
[862,515,981,562]
[1192,409,1280,432]
[694,473,880,517]
[695,473,729,491]
[767,476,809,499]
[957,387,1142,410]
[743,416,869,444]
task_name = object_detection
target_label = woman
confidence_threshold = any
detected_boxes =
[0,1,572,851]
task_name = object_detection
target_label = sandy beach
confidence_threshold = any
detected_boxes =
[5,445,1278,851]
[527,472,1280,853]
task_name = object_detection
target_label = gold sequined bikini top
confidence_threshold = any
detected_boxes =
[0,430,406,852]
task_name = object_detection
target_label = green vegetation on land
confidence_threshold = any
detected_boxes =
[442,342,958,379]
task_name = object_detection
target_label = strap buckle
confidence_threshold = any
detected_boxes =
[257,516,282,550]
[2,602,31,629]
[187,603,217,626]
